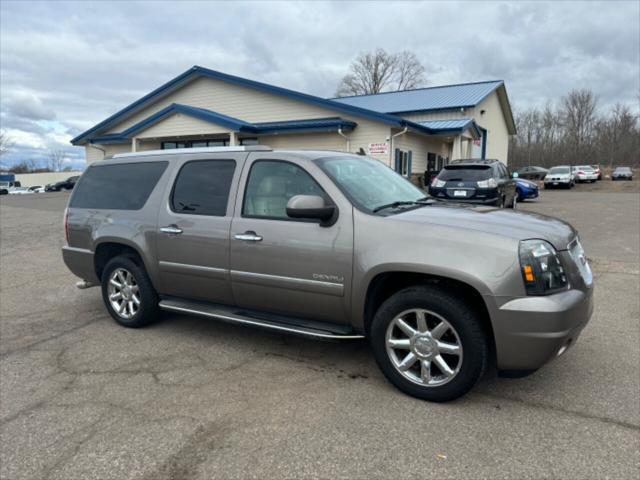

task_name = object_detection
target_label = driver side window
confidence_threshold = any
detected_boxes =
[243,160,327,220]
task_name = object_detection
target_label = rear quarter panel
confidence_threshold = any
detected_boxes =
[65,158,175,287]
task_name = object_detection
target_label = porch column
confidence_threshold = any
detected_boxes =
[452,135,462,160]
[131,137,138,152]
[229,132,238,146]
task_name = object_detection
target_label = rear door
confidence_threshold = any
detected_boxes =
[155,153,245,304]
[229,153,353,325]
[498,163,517,202]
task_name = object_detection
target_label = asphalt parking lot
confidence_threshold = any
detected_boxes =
[1,188,639,479]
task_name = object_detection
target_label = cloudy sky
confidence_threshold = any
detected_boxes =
[1,0,638,170]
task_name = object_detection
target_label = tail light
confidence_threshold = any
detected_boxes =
[63,208,69,244]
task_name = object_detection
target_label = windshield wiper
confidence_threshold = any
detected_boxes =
[372,198,432,213]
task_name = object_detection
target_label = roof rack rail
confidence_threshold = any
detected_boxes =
[111,145,272,158]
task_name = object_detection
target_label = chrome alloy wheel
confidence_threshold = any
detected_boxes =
[107,268,140,319]
[385,309,463,387]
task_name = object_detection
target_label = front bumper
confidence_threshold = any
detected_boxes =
[544,179,571,186]
[489,286,594,372]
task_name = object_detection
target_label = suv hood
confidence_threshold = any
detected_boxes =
[394,204,576,250]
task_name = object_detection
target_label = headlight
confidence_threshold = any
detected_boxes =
[477,178,497,188]
[519,239,568,295]
[432,179,446,187]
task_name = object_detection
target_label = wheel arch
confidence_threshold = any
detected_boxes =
[93,240,148,281]
[361,270,496,361]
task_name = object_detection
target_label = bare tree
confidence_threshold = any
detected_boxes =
[561,89,598,165]
[335,48,427,96]
[0,130,12,156]
[47,149,66,172]
[394,51,427,91]
[509,94,639,169]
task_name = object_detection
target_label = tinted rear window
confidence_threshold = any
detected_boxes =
[438,166,492,182]
[171,160,236,216]
[70,162,168,210]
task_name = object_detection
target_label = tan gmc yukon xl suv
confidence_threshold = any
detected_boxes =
[63,146,594,401]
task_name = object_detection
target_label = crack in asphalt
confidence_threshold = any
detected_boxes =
[0,313,103,360]
[476,392,640,431]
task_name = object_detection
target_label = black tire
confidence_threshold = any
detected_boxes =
[101,255,159,328]
[369,285,489,402]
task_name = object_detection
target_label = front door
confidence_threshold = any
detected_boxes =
[155,156,241,304]
[229,157,353,325]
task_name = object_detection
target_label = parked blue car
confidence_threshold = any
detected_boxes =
[515,178,539,202]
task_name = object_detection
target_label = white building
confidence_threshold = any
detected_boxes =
[71,66,516,180]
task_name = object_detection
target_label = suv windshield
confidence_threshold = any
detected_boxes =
[549,167,570,174]
[437,165,492,182]
[316,156,425,213]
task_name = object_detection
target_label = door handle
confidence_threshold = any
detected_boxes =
[234,231,263,242]
[160,225,183,235]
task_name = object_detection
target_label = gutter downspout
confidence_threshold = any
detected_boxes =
[389,126,408,166]
[337,127,350,152]
[89,143,107,160]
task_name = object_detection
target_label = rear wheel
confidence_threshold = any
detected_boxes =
[101,256,159,328]
[370,286,489,402]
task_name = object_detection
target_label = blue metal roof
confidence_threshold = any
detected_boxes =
[330,81,504,114]
[90,104,359,143]
[253,117,356,134]
[416,118,481,137]
[73,66,409,145]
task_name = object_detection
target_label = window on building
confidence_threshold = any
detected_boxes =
[161,139,229,149]
[243,160,327,219]
[240,138,259,146]
[162,141,189,149]
[171,160,236,216]
[394,149,412,177]
[427,152,437,172]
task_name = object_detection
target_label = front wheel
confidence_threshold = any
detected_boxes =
[101,255,159,328]
[370,286,489,402]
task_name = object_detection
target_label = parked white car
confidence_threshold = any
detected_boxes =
[572,166,598,183]
[28,185,45,193]
[8,187,34,195]
[544,166,575,189]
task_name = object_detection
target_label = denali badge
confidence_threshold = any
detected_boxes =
[313,273,344,283]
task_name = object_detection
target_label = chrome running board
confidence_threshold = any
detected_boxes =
[158,298,364,340]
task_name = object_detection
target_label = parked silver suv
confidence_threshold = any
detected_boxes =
[63,146,594,401]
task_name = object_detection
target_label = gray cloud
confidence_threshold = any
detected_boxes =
[1,0,638,168]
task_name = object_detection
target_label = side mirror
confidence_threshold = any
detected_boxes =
[286,195,337,226]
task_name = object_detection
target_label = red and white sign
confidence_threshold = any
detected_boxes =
[368,143,388,155]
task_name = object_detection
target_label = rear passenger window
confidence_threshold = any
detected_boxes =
[171,160,236,216]
[70,162,168,210]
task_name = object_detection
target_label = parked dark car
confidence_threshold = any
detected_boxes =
[612,167,633,180]
[46,176,79,192]
[428,159,518,208]
[515,166,548,180]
